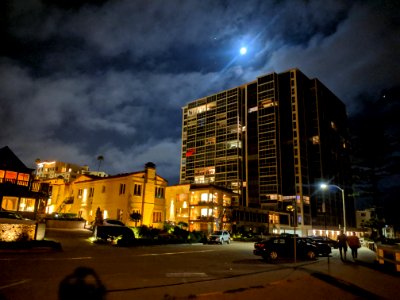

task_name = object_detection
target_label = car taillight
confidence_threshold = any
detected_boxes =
[255,243,265,248]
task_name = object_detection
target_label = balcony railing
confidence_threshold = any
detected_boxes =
[0,178,29,186]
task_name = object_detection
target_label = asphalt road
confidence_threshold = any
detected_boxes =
[0,229,295,299]
[1,229,398,300]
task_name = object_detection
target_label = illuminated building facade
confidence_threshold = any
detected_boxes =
[0,146,49,219]
[165,183,236,233]
[48,162,168,228]
[35,160,90,182]
[180,69,353,235]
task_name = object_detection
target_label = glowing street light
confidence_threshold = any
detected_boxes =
[320,183,346,233]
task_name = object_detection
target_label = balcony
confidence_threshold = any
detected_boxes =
[193,216,216,222]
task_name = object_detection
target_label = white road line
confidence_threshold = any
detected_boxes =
[0,257,92,261]
[166,272,207,278]
[0,279,31,290]
[41,256,93,260]
[139,249,214,256]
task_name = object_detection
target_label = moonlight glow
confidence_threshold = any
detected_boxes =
[240,47,247,55]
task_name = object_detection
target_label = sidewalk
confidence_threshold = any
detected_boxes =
[191,247,399,300]
[302,247,399,299]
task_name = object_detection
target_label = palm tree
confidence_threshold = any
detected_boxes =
[97,155,104,171]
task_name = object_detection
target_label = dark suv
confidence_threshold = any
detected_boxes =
[299,237,331,256]
[308,235,338,249]
[254,236,319,262]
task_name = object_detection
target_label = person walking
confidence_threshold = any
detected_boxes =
[337,230,348,261]
[347,232,361,260]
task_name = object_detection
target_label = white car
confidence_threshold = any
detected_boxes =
[208,230,231,244]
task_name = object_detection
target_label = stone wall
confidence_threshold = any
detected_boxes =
[0,223,36,242]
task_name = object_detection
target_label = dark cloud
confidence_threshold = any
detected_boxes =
[1,0,399,184]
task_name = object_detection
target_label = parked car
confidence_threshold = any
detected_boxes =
[207,230,231,244]
[0,210,35,224]
[0,211,25,220]
[308,235,338,249]
[93,225,135,246]
[103,219,125,226]
[299,237,332,256]
[253,236,318,262]
[87,219,125,230]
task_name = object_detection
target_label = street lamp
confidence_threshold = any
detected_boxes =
[320,183,346,233]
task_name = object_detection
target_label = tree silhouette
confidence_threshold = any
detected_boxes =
[129,211,142,227]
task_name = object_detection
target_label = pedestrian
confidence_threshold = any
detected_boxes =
[337,230,348,261]
[347,232,361,260]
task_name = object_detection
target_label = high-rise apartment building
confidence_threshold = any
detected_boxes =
[180,69,353,235]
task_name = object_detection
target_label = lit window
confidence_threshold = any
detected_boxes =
[248,106,258,113]
[200,208,208,216]
[170,200,175,220]
[1,196,18,210]
[5,171,17,183]
[82,189,88,205]
[17,173,29,186]
[201,193,208,201]
[195,176,205,183]
[19,198,35,212]
[227,140,241,149]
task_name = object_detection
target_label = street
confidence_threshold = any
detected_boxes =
[0,229,398,300]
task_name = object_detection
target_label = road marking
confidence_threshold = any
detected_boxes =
[0,257,92,261]
[139,249,214,256]
[0,279,31,290]
[41,256,93,260]
[166,272,207,278]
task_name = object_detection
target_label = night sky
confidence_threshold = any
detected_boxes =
[1,0,399,185]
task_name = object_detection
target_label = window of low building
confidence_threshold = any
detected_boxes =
[153,211,162,223]
[1,196,18,210]
[134,184,142,196]
[19,198,35,212]
[119,184,126,195]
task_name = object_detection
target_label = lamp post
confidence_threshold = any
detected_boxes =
[286,204,297,263]
[320,183,346,233]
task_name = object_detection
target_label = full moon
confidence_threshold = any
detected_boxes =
[240,47,247,55]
